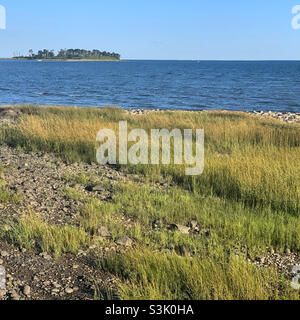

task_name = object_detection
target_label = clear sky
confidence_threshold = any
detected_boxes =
[0,0,300,60]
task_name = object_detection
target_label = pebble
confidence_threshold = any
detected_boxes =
[0,289,7,298]
[40,252,51,260]
[169,224,190,234]
[23,285,31,296]
[189,220,198,229]
[0,251,9,258]
[115,236,133,247]
[65,288,73,294]
[96,226,112,238]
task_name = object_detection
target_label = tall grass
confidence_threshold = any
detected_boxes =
[5,214,90,258]
[99,249,297,300]
[0,105,299,300]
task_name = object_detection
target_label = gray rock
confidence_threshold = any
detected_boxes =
[169,224,190,234]
[90,184,105,192]
[51,288,60,294]
[52,282,61,288]
[23,285,31,296]
[189,220,198,229]
[10,290,20,300]
[0,108,19,120]
[65,287,73,294]
[0,251,9,258]
[152,219,162,230]
[96,226,111,238]
[39,252,51,260]
[0,289,7,298]
[116,236,133,247]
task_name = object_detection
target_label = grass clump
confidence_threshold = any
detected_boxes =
[6,214,91,258]
[0,173,21,204]
[99,249,298,300]
[63,172,96,186]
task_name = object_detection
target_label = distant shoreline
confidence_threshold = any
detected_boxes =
[0,58,121,62]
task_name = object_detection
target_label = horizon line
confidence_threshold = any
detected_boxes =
[1,57,300,62]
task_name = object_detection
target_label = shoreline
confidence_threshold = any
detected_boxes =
[1,104,299,124]
[2,58,121,62]
[127,108,300,124]
[0,58,121,62]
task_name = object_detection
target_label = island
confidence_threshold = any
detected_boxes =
[12,49,121,61]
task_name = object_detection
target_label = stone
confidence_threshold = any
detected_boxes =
[10,291,20,300]
[152,219,162,230]
[0,289,7,298]
[189,220,198,229]
[96,226,111,238]
[23,285,31,296]
[258,257,265,264]
[0,108,19,119]
[0,251,9,258]
[115,236,133,247]
[169,224,190,234]
[53,282,61,288]
[65,287,73,294]
[40,252,51,260]
[87,184,105,192]
[51,289,60,294]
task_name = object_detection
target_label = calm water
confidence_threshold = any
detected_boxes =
[1,60,300,112]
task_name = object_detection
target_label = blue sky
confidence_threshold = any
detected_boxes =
[0,0,300,60]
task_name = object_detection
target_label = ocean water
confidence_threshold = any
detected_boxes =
[1,60,300,113]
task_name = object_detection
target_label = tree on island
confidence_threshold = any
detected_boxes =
[14,49,121,60]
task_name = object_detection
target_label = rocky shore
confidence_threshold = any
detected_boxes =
[127,108,300,124]
[251,110,300,124]
[0,145,125,300]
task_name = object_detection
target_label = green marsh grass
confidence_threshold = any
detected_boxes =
[0,105,299,299]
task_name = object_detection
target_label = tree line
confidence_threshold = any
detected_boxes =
[14,49,121,60]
